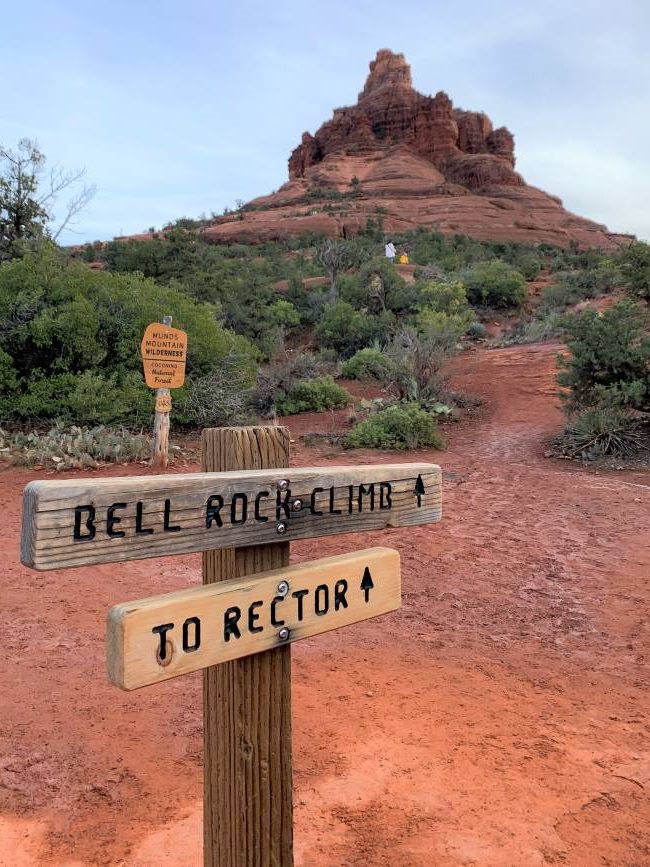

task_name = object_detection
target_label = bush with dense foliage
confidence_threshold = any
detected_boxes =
[341,347,395,381]
[354,257,415,314]
[251,352,329,417]
[554,299,650,460]
[314,301,395,358]
[557,300,650,413]
[415,308,471,345]
[467,320,486,340]
[0,247,258,426]
[514,253,542,281]
[539,279,593,312]
[102,229,321,356]
[417,279,471,317]
[344,403,445,450]
[275,375,350,415]
[620,241,650,304]
[463,261,528,308]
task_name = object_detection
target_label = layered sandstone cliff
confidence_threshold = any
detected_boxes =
[204,50,630,249]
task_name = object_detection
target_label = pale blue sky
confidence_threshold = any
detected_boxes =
[3,0,649,243]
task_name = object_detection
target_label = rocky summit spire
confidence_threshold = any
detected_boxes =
[359,49,413,100]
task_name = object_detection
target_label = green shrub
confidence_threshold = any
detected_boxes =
[355,257,414,313]
[621,241,650,304]
[415,309,470,344]
[539,280,591,311]
[276,376,350,415]
[592,258,623,294]
[0,247,258,426]
[5,370,151,426]
[463,261,527,308]
[538,267,617,312]
[251,352,333,417]
[344,403,445,450]
[417,280,471,317]
[341,348,395,381]
[515,253,542,281]
[467,321,486,339]
[314,301,395,358]
[557,300,650,412]
[501,312,564,345]
[552,408,650,460]
[268,299,300,331]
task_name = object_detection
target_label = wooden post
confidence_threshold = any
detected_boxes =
[202,425,293,867]
[151,315,172,469]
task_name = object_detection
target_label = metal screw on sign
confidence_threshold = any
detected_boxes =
[277,580,289,597]
[276,522,287,535]
[277,479,289,491]
[278,627,290,642]
[291,499,302,512]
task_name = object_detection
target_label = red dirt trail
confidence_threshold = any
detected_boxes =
[1,343,649,866]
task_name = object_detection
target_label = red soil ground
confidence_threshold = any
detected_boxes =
[1,343,649,866]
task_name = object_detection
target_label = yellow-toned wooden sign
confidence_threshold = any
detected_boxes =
[20,463,441,571]
[140,322,187,389]
[155,393,172,413]
[107,547,400,690]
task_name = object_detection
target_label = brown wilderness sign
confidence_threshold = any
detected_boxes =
[20,463,441,571]
[107,547,400,690]
[140,322,188,389]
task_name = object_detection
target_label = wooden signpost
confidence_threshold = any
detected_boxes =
[20,424,443,866]
[141,316,188,469]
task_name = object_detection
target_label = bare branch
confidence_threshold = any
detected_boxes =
[52,183,97,241]
[37,165,87,209]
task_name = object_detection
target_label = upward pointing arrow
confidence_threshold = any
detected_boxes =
[414,474,426,507]
[360,566,374,603]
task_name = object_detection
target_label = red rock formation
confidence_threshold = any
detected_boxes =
[359,48,413,98]
[205,49,631,250]
[288,53,517,188]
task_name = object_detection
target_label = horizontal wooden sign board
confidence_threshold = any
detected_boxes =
[21,463,441,571]
[107,547,400,690]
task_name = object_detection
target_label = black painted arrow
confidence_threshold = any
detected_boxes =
[360,566,374,603]
[414,474,426,507]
